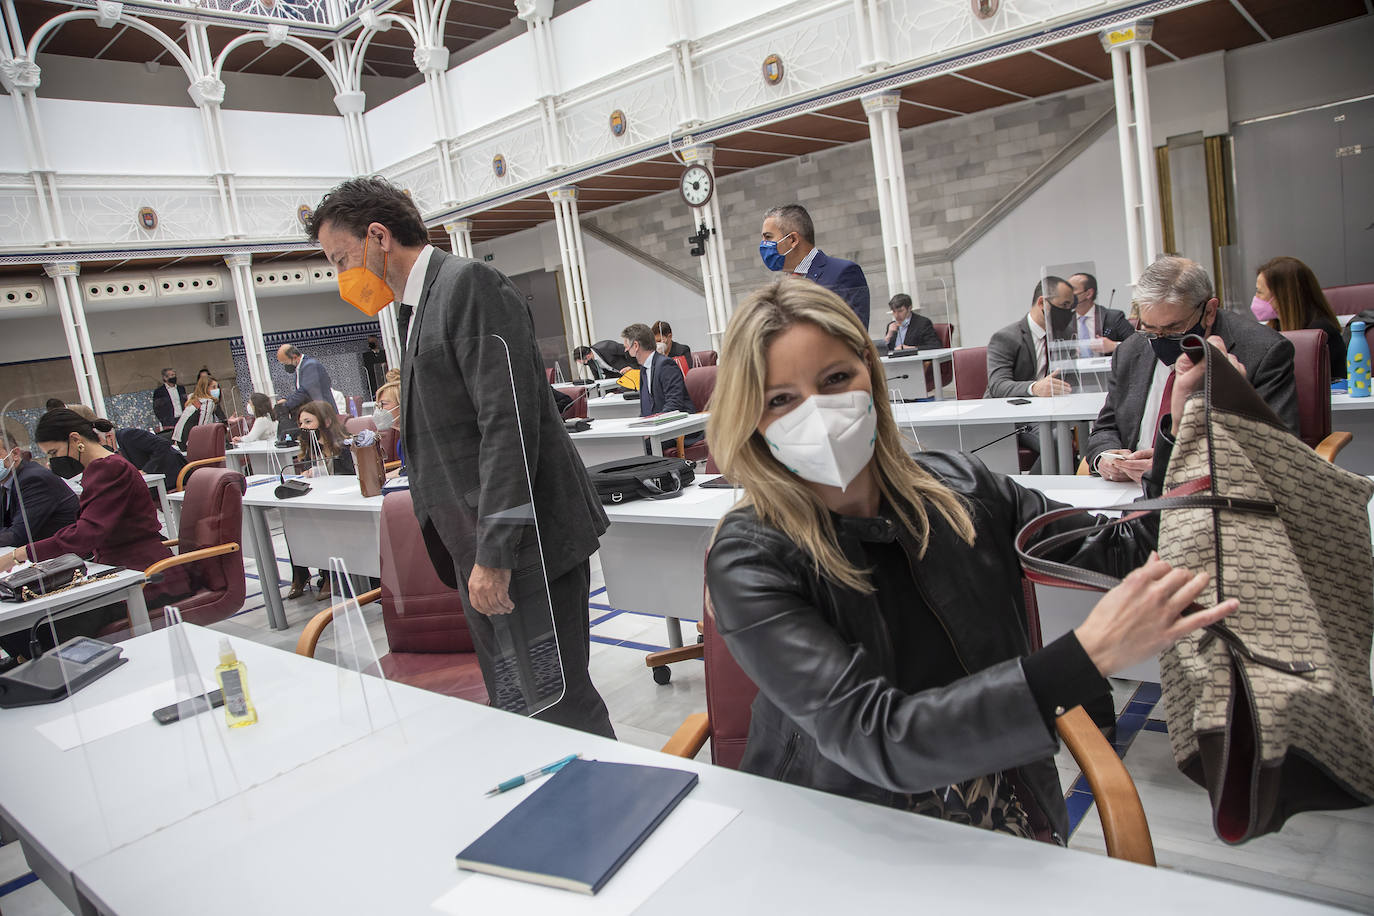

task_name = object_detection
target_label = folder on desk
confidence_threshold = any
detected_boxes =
[455,758,697,895]
[627,411,688,428]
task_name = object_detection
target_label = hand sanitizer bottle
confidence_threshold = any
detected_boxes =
[215,638,258,727]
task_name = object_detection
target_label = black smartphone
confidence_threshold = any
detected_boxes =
[153,689,225,725]
[1007,398,1033,405]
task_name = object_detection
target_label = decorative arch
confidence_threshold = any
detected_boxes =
[213,32,346,96]
[25,11,199,87]
[348,14,421,89]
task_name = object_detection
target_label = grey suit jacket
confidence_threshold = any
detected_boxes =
[401,251,608,580]
[1086,309,1299,469]
[985,317,1040,399]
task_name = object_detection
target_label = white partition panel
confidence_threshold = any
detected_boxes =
[553,0,676,92]
[221,111,351,178]
[38,99,211,175]
[446,33,539,132]
[952,129,1131,351]
[365,87,435,176]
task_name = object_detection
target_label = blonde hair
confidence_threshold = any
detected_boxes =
[374,381,400,405]
[384,367,400,384]
[708,276,975,592]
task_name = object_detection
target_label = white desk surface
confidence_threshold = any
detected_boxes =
[240,474,383,513]
[880,346,957,364]
[141,473,164,488]
[587,393,643,418]
[0,565,146,635]
[0,625,447,912]
[891,391,1106,426]
[63,631,1338,916]
[1051,356,1113,373]
[570,413,710,442]
[226,441,299,456]
[1331,392,1374,412]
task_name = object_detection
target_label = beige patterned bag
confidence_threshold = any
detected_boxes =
[1018,337,1374,843]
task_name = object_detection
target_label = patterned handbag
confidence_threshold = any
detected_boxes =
[1017,336,1374,843]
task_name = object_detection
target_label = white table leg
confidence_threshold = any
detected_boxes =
[125,585,152,635]
[154,479,176,539]
[226,452,245,476]
[1056,420,1076,475]
[932,357,948,401]
[247,505,288,630]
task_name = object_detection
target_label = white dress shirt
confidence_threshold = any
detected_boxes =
[792,247,819,275]
[1026,314,1048,396]
[164,382,185,413]
[1135,360,1173,452]
[401,244,436,346]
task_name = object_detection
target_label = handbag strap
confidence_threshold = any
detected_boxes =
[1014,489,1315,676]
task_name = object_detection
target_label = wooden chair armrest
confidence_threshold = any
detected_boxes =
[175,456,226,491]
[644,644,703,667]
[384,460,402,471]
[162,539,179,548]
[1315,431,1352,463]
[143,542,239,578]
[660,712,710,759]
[1076,457,1091,476]
[294,587,382,658]
[1056,705,1156,866]
[675,435,686,457]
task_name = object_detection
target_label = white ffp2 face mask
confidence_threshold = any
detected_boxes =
[762,391,877,491]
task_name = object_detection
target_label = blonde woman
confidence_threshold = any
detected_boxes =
[173,374,226,449]
[704,276,1237,842]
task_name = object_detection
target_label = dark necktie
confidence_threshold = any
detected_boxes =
[398,302,414,345]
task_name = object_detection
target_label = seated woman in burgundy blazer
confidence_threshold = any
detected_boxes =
[0,410,189,641]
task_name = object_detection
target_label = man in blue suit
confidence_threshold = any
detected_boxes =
[760,204,870,330]
[0,437,79,550]
[275,344,334,414]
[622,323,701,451]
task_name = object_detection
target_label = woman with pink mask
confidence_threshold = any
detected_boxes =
[1253,256,1344,379]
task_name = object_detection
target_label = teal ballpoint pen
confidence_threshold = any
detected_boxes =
[484,753,581,797]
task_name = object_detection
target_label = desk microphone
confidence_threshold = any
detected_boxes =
[970,425,1033,455]
[887,374,910,381]
[1106,288,1116,310]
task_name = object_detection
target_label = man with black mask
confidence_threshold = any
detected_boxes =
[985,275,1078,399]
[1087,255,1298,484]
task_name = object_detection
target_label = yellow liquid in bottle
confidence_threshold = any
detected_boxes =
[215,657,258,728]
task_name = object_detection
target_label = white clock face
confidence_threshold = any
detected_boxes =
[680,166,713,207]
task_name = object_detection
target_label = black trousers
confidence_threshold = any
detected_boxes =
[457,558,615,739]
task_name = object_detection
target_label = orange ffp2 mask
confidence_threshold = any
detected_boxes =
[337,241,394,316]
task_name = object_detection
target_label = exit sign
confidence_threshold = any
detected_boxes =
[483,254,494,262]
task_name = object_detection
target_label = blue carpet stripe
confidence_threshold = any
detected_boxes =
[1063,682,1162,838]
[590,610,623,627]
[0,872,39,897]
[589,586,607,598]
[589,635,676,654]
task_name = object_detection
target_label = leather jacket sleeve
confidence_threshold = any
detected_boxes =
[707,528,1057,795]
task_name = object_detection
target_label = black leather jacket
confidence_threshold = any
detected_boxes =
[705,451,1158,842]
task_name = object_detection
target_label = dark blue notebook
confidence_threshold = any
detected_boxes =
[455,758,698,895]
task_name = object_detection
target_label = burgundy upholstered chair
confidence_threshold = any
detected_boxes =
[1323,282,1374,317]
[692,350,718,368]
[297,490,487,703]
[922,322,956,393]
[379,427,400,463]
[1281,329,1351,462]
[176,422,227,491]
[101,468,246,638]
[555,385,588,419]
[952,345,988,400]
[344,416,377,436]
[664,365,717,462]
[345,395,365,418]
[660,573,1157,865]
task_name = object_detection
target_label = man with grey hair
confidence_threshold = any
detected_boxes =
[1087,255,1298,483]
[760,203,870,329]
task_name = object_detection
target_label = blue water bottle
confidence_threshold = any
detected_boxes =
[1349,321,1371,398]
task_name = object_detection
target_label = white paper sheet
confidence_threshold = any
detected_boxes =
[37,677,217,750]
[430,799,739,916]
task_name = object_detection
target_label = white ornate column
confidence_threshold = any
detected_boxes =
[851,0,890,72]
[681,145,732,340]
[445,220,474,258]
[862,90,916,305]
[1,57,65,243]
[414,43,458,206]
[224,255,275,395]
[518,0,565,172]
[548,187,592,354]
[666,0,702,129]
[333,88,371,176]
[44,264,104,410]
[1102,20,1163,281]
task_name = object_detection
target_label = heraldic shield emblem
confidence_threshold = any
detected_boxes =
[492,153,507,178]
[137,207,158,231]
[762,54,784,86]
[609,109,627,137]
[972,0,999,19]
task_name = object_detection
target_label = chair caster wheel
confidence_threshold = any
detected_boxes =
[652,665,672,685]
[697,634,704,644]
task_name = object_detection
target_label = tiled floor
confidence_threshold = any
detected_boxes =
[4,528,1372,914]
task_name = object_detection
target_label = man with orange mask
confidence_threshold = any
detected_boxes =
[306,178,614,739]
